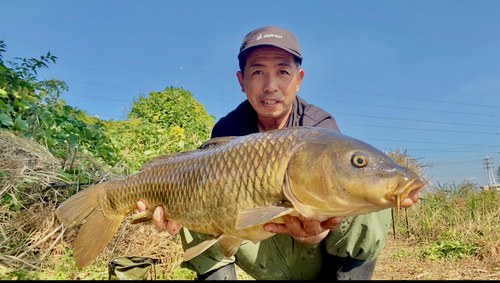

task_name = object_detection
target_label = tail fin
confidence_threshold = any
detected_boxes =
[55,183,123,267]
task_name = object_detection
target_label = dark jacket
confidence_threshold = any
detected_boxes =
[211,96,340,138]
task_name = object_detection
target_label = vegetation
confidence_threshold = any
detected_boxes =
[105,87,214,171]
[1,41,117,163]
[1,44,499,280]
[376,180,500,280]
[0,43,215,279]
[391,180,499,259]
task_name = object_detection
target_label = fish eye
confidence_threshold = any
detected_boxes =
[351,153,369,168]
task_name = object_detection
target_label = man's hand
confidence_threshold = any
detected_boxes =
[400,188,421,208]
[137,201,183,236]
[264,216,343,245]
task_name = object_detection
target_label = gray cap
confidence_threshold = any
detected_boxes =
[238,26,302,63]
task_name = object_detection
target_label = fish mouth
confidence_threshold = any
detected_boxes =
[395,177,426,210]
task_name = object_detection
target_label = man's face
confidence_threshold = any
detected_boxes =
[237,46,304,122]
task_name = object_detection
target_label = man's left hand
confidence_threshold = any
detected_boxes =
[264,216,343,245]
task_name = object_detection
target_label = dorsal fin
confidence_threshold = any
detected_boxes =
[139,151,196,171]
[199,136,237,149]
[140,136,237,171]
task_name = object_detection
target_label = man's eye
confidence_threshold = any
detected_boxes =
[252,70,263,75]
[279,70,290,75]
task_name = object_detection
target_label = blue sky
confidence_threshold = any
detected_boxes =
[2,1,499,188]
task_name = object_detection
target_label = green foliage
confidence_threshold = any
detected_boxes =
[420,238,479,260]
[419,230,480,260]
[392,179,500,260]
[0,42,216,280]
[106,87,215,171]
[166,267,197,280]
[0,40,119,169]
[129,86,215,146]
[0,247,108,280]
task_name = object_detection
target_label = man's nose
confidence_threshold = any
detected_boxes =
[263,74,278,93]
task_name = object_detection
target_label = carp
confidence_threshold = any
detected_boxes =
[55,126,425,267]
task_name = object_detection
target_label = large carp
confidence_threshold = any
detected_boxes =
[56,126,425,267]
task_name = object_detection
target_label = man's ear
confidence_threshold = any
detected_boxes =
[237,71,245,93]
[296,69,305,92]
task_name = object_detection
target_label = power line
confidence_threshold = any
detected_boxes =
[335,112,499,129]
[56,63,500,118]
[305,85,500,110]
[64,93,132,103]
[5,38,233,77]
[307,97,499,118]
[59,81,241,105]
[342,123,498,135]
[8,38,500,110]
[57,85,498,130]
[360,137,500,148]
[57,63,236,91]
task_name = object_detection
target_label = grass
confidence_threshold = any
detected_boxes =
[380,180,500,279]
[1,131,499,279]
[0,130,252,280]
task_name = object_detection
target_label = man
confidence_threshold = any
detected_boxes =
[137,26,420,280]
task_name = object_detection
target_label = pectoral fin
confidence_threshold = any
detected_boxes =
[183,235,222,262]
[216,236,242,259]
[235,206,294,229]
[183,234,243,262]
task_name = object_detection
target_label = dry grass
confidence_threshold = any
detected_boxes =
[1,131,499,280]
[374,181,500,280]
[373,236,500,280]
[0,130,247,280]
[0,186,188,280]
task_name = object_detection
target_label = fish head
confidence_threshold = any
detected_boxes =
[332,144,425,208]
[285,129,425,220]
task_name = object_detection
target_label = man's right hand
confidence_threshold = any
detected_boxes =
[137,201,183,235]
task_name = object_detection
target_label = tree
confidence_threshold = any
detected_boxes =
[0,40,118,165]
[105,87,215,171]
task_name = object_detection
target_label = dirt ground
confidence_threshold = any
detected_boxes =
[372,237,500,280]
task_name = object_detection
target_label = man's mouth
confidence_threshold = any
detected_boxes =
[262,100,278,105]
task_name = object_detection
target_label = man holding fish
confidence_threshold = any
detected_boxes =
[137,26,421,280]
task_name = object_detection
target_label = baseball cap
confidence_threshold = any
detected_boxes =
[238,26,302,64]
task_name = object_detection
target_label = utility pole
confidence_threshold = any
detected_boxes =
[484,155,498,187]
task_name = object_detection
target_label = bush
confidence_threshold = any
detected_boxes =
[105,87,215,171]
[0,40,119,169]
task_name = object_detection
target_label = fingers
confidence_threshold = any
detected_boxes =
[263,215,345,245]
[137,200,147,212]
[264,216,332,238]
[152,207,183,235]
[321,217,343,231]
[263,216,310,236]
[401,188,421,208]
[301,217,325,236]
[152,206,168,230]
[297,230,329,245]
[167,221,183,236]
[264,222,290,234]
[136,201,182,234]
[283,215,309,237]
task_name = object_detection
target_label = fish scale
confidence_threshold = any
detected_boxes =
[55,126,425,267]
